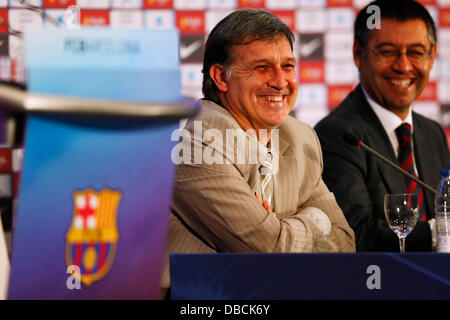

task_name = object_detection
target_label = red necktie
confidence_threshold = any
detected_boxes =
[395,123,426,221]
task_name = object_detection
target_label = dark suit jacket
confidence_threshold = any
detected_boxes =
[315,85,450,252]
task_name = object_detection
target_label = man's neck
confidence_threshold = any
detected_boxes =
[220,102,273,146]
[361,85,411,121]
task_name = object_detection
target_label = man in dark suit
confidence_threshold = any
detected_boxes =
[315,0,450,252]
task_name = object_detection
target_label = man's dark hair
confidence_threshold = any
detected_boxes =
[354,0,436,48]
[202,9,294,104]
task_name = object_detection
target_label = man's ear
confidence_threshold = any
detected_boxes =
[428,43,437,70]
[210,63,228,93]
[353,41,363,69]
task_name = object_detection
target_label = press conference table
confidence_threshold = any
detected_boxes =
[170,252,450,300]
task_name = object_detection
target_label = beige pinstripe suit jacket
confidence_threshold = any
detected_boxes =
[161,100,355,294]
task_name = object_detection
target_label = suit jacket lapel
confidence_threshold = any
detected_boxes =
[353,85,406,194]
[368,128,406,194]
[412,114,435,214]
[272,134,289,214]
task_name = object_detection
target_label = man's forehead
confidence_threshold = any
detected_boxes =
[368,18,430,46]
[232,37,295,61]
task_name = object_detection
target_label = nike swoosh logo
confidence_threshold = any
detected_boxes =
[299,37,322,57]
[180,39,202,60]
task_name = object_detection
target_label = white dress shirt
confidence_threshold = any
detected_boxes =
[361,87,417,174]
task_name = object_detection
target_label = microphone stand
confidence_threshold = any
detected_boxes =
[343,132,437,195]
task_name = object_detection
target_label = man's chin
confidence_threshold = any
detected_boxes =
[385,101,413,114]
[265,110,291,126]
[385,92,419,109]
[265,119,286,129]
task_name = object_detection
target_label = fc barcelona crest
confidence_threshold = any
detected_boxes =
[65,188,122,286]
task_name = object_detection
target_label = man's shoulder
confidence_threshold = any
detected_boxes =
[283,114,312,129]
[315,87,367,134]
[196,99,231,119]
[281,115,316,138]
[413,111,444,130]
[185,99,240,132]
[412,111,448,146]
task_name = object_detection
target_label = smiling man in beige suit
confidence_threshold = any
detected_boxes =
[161,9,355,298]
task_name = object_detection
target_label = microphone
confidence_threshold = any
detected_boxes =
[342,131,437,194]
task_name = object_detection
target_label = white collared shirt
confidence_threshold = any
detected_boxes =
[244,130,273,206]
[361,86,417,173]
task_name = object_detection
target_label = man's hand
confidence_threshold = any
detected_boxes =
[254,193,276,217]
[298,207,332,238]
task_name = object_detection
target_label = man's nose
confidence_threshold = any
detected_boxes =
[392,52,414,73]
[268,67,288,89]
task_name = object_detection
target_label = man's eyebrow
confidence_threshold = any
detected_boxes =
[251,57,296,64]
[251,59,271,65]
[284,57,297,63]
[375,42,428,49]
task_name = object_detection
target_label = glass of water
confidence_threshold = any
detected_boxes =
[384,193,419,253]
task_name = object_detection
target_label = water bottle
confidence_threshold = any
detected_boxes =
[435,169,450,252]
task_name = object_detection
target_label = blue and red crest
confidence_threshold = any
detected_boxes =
[65,188,122,286]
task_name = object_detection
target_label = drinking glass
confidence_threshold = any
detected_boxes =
[384,193,419,253]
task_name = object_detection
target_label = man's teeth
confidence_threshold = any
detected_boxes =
[262,96,283,102]
[388,79,412,87]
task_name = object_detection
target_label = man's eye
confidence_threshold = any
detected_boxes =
[255,65,268,70]
[379,50,397,57]
[284,64,295,69]
[408,50,426,58]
